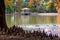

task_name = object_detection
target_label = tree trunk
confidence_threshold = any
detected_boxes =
[56,0,60,24]
[0,0,8,30]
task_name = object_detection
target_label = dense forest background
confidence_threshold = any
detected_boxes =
[5,0,57,13]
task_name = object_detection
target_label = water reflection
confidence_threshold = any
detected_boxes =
[6,15,57,27]
[11,15,14,25]
[21,15,29,25]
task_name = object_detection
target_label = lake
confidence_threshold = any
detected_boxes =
[6,14,57,27]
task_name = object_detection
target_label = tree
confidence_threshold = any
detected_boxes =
[56,0,60,24]
[0,0,8,31]
[29,0,33,7]
[15,0,23,12]
[5,0,13,9]
[5,0,14,13]
[48,2,57,13]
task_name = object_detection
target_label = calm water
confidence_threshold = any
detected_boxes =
[6,15,57,27]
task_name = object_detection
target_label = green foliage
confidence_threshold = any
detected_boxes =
[43,0,57,13]
[6,5,14,13]
[47,3,57,13]
[5,0,57,13]
[29,1,40,12]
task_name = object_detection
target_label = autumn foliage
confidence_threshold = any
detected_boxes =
[4,0,13,8]
[28,0,40,7]
[28,0,33,7]
[56,0,60,10]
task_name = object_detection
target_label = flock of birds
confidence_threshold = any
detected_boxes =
[15,24,60,37]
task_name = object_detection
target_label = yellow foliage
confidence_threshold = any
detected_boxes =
[28,0,40,7]
[4,0,13,8]
[28,0,34,7]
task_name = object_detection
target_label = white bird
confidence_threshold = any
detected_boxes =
[11,16,14,24]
